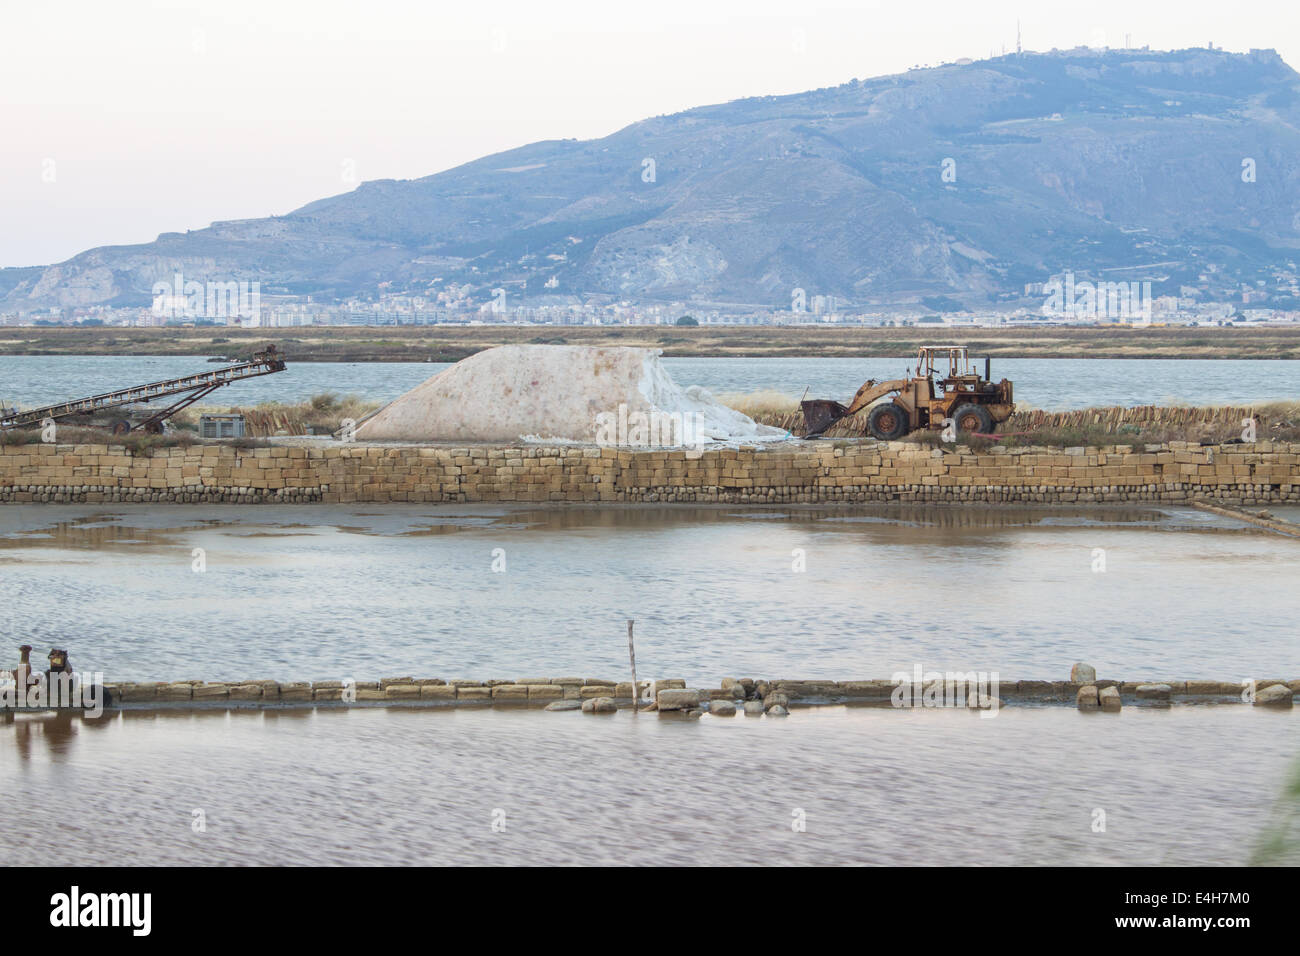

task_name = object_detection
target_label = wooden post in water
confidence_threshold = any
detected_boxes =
[627,619,638,714]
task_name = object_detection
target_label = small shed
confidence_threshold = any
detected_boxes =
[199,414,246,439]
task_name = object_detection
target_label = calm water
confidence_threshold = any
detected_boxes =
[2,705,1295,865]
[0,504,1294,683]
[2,355,1299,410]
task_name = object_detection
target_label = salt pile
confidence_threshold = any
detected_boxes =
[353,345,788,446]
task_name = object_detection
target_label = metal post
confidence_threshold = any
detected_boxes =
[627,619,637,714]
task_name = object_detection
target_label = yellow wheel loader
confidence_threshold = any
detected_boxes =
[800,346,1014,440]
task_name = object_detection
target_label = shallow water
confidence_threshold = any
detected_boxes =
[1,355,1298,411]
[0,503,1294,683]
[2,704,1295,865]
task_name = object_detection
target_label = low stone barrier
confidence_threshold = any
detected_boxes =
[1191,501,1300,536]
[80,674,1298,714]
[1,439,1298,506]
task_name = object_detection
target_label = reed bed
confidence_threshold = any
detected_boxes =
[172,393,382,437]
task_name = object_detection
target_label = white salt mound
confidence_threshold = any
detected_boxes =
[353,345,789,445]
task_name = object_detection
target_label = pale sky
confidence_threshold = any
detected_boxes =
[3,0,1297,268]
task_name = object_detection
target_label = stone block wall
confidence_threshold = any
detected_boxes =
[1,440,1297,506]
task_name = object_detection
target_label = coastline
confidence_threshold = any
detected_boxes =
[5,325,1300,362]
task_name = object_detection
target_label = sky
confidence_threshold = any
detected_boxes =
[3,0,1298,268]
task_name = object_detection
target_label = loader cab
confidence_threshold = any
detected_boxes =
[915,346,972,381]
[918,346,994,397]
[917,346,970,394]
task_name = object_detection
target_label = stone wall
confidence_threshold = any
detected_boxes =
[1,439,1298,505]
[70,674,1300,712]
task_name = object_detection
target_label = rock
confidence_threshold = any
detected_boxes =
[966,689,1004,711]
[656,689,702,711]
[766,704,789,717]
[763,692,789,712]
[1077,685,1100,711]
[1016,680,1054,696]
[544,700,581,711]
[583,697,617,714]
[1135,683,1173,701]
[840,680,894,700]
[743,700,764,716]
[157,682,194,701]
[1070,662,1097,684]
[754,680,771,699]
[1254,684,1294,707]
[710,700,737,717]
[1098,686,1122,712]
[279,682,313,701]
[614,681,650,699]
[651,679,685,696]
[720,678,746,700]
[1185,680,1241,696]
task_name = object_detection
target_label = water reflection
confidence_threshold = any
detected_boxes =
[1,705,1295,865]
[0,503,1292,682]
[2,709,113,763]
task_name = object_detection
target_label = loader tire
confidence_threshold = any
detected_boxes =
[952,403,993,435]
[867,403,909,440]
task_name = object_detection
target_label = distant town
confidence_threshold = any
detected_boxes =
[4,266,1300,330]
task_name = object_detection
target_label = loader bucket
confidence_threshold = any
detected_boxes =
[800,399,849,438]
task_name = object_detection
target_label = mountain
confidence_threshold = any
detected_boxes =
[6,45,1300,313]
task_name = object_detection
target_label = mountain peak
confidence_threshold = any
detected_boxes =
[6,45,1300,314]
